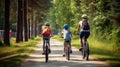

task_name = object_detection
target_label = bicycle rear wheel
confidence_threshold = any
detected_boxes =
[85,42,89,60]
[66,46,70,60]
[83,42,89,60]
[82,46,85,59]
[45,44,48,62]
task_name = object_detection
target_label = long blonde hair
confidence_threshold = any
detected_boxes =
[82,18,88,22]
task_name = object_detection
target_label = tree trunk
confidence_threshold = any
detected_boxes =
[28,18,30,38]
[4,0,10,46]
[31,12,34,37]
[20,0,23,42]
[35,21,37,37]
[16,0,23,43]
[23,0,28,41]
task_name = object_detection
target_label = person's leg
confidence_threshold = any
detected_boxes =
[63,40,66,56]
[79,31,84,51]
[69,40,72,53]
[85,31,90,40]
[44,36,51,53]
[42,37,45,54]
[80,38,83,46]
[48,37,50,48]
[43,37,45,51]
[69,40,71,48]
[64,40,65,53]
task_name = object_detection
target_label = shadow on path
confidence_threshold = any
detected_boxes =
[20,39,110,67]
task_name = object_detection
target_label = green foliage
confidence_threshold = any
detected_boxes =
[52,35,63,41]
[46,0,80,31]
[0,39,4,46]
[30,36,35,40]
[47,0,120,56]
[79,0,120,51]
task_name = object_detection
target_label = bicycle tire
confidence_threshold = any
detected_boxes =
[66,46,70,60]
[85,42,89,60]
[45,44,48,62]
[65,42,70,60]
[82,45,86,59]
[83,42,89,60]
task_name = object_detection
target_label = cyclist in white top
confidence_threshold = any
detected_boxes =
[76,14,90,51]
[62,24,72,56]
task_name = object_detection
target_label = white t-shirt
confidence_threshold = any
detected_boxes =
[62,29,71,41]
[78,20,90,31]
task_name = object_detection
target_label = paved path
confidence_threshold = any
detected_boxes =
[20,39,110,67]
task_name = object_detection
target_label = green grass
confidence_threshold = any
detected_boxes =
[76,35,120,67]
[88,36,120,67]
[0,36,41,67]
[52,35,64,41]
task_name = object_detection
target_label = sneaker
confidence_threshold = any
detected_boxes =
[48,49,51,53]
[63,54,65,57]
[79,47,83,51]
[70,50,72,53]
[42,52,45,55]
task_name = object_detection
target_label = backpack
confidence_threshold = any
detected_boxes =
[41,28,51,36]
[82,21,90,30]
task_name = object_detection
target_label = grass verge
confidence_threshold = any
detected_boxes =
[0,36,41,67]
[53,35,120,67]
[88,36,120,67]
[73,35,120,67]
[52,35,63,41]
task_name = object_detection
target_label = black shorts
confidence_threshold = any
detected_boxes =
[80,31,90,39]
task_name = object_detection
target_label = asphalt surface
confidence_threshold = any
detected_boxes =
[20,39,110,67]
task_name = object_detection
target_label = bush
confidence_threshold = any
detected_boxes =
[30,36,35,40]
[0,39,4,46]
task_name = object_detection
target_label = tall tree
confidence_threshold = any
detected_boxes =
[0,0,4,30]
[4,0,10,46]
[20,0,24,42]
[16,0,23,43]
[28,18,30,38]
[23,0,28,41]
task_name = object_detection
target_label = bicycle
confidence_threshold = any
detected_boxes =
[81,36,89,60]
[64,40,71,60]
[44,38,50,62]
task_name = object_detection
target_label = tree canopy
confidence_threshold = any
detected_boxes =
[0,0,120,50]
[45,0,120,51]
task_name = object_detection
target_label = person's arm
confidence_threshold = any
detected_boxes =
[88,21,90,30]
[61,29,64,38]
[41,25,44,36]
[76,23,80,35]
[49,27,53,37]
[49,28,52,36]
[40,30,43,37]
[70,32,72,38]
